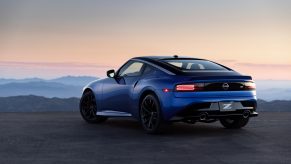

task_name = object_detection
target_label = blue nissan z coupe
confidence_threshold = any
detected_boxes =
[80,56,258,133]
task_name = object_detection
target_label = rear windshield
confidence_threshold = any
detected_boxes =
[162,59,228,71]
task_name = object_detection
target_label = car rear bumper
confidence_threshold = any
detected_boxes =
[156,91,257,121]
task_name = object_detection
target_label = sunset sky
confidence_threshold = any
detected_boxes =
[0,0,290,80]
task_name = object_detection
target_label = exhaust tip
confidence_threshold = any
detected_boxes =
[243,110,250,119]
[199,112,208,121]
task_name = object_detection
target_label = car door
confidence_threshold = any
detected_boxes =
[101,60,145,113]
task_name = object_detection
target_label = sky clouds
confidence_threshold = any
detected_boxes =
[0,61,112,69]
[0,0,290,79]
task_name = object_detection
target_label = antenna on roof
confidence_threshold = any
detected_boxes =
[173,55,178,58]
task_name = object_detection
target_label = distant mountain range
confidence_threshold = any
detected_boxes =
[255,80,291,101]
[0,96,79,112]
[0,96,289,112]
[0,76,290,101]
[257,99,291,112]
[0,76,98,86]
[0,76,99,98]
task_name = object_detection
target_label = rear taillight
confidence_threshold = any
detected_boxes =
[175,83,204,92]
[244,82,256,90]
[176,84,195,91]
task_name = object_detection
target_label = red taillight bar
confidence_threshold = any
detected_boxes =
[175,83,204,92]
[176,84,195,91]
[244,82,256,90]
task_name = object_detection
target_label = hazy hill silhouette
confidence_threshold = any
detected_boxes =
[0,76,99,98]
[0,96,79,112]
[0,76,98,85]
[0,81,81,98]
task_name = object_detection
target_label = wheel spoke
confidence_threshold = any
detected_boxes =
[148,115,153,129]
[89,109,94,118]
[83,109,90,116]
[151,112,158,119]
[142,106,151,114]
[144,99,151,110]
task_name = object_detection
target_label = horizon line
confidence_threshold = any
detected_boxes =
[1,75,291,81]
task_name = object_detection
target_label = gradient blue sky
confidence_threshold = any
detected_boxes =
[0,0,290,79]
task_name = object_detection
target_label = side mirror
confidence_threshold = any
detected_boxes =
[107,69,115,78]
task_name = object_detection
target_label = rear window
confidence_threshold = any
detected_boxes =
[162,59,228,71]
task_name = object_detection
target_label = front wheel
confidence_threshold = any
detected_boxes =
[219,117,249,129]
[139,94,164,134]
[80,91,107,124]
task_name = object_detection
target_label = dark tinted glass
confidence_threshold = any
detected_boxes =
[142,65,154,75]
[162,59,227,71]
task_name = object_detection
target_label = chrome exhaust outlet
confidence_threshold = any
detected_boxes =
[243,110,250,119]
[199,112,208,121]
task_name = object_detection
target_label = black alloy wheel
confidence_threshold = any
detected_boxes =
[140,94,164,134]
[80,91,107,123]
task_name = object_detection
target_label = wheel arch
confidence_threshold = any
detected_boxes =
[83,88,93,95]
[137,88,164,118]
[139,89,159,107]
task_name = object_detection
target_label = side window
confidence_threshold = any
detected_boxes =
[118,61,144,77]
[142,65,155,75]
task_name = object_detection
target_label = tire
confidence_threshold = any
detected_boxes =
[139,94,164,134]
[80,91,107,124]
[219,117,249,129]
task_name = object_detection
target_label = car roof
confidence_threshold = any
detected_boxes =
[131,55,231,75]
[133,55,204,61]
[132,55,206,75]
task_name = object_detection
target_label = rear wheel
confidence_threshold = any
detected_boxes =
[80,91,107,123]
[140,94,164,134]
[219,117,249,129]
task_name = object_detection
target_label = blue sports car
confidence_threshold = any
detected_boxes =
[80,56,258,133]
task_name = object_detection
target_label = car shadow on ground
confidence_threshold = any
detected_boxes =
[79,118,249,138]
